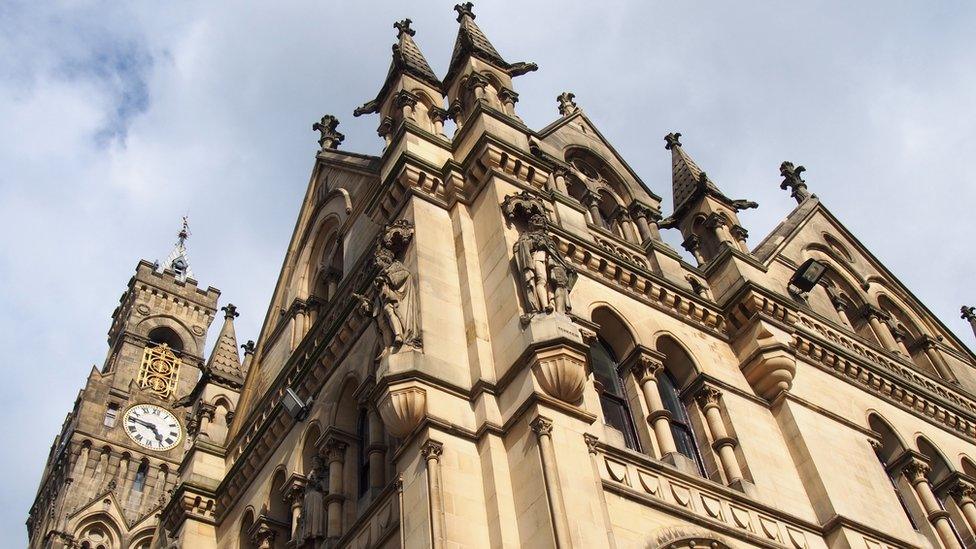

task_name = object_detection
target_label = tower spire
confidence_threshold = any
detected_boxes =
[444,2,537,85]
[353,17,442,118]
[204,304,245,387]
[159,216,194,281]
[664,133,757,217]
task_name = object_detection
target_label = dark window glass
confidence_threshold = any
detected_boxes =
[588,338,640,451]
[657,371,705,476]
[357,409,370,497]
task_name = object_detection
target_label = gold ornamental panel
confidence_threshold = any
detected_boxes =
[138,344,181,399]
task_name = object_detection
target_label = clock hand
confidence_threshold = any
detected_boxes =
[134,418,161,434]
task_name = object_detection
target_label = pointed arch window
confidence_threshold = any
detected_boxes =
[588,338,640,450]
[657,371,706,476]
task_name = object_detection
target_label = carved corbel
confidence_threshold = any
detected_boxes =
[376,385,427,438]
[738,324,797,402]
[529,342,589,404]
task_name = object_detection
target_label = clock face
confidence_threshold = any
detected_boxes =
[123,404,183,451]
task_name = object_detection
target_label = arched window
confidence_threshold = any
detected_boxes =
[588,337,640,450]
[133,461,148,492]
[147,326,184,353]
[103,403,119,428]
[357,409,370,497]
[868,415,921,531]
[657,370,705,476]
[239,509,256,549]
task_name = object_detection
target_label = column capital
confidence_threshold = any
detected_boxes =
[681,234,701,253]
[948,476,976,503]
[694,384,723,410]
[530,415,554,438]
[420,439,443,461]
[730,225,749,240]
[902,456,932,484]
[321,438,348,464]
[860,303,890,322]
[622,347,666,384]
[583,433,600,455]
[704,212,729,229]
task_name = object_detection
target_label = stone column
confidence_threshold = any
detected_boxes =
[581,190,604,228]
[196,402,216,438]
[890,326,912,357]
[694,385,744,486]
[632,355,678,457]
[421,440,446,549]
[295,301,308,341]
[498,87,519,117]
[730,225,750,253]
[962,306,976,340]
[903,458,963,549]
[552,168,569,195]
[116,456,130,495]
[704,213,735,248]
[948,477,976,538]
[829,293,853,328]
[322,439,347,539]
[681,235,706,266]
[628,204,654,243]
[367,408,387,492]
[862,305,900,354]
[919,336,957,382]
[530,417,572,548]
[285,482,304,540]
[613,206,639,243]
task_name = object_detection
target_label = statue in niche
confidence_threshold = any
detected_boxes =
[503,192,578,320]
[355,220,421,352]
[295,456,327,545]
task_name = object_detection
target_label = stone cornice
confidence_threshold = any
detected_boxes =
[546,226,727,338]
[794,315,976,441]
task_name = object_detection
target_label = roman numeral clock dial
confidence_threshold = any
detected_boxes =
[122,404,183,451]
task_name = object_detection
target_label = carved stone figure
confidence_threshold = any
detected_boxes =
[295,457,327,545]
[355,220,421,352]
[502,192,578,319]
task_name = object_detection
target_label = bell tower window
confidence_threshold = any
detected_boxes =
[139,327,183,399]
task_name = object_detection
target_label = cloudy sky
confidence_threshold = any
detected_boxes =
[2,0,975,544]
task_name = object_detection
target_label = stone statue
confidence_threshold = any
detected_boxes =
[503,192,578,319]
[295,457,327,545]
[355,220,421,352]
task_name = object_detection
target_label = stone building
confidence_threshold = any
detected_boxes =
[28,4,976,548]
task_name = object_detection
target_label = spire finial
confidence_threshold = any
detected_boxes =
[779,161,811,204]
[222,303,239,319]
[177,215,190,245]
[557,92,578,116]
[394,18,415,38]
[454,2,475,22]
[664,132,682,150]
[312,115,345,150]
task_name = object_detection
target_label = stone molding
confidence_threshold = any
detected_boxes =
[376,386,427,438]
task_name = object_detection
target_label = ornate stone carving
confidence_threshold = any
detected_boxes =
[556,92,578,116]
[295,456,327,545]
[694,385,723,410]
[664,132,682,150]
[531,345,588,404]
[740,325,797,402]
[355,220,421,353]
[312,115,344,151]
[420,440,443,461]
[530,416,554,437]
[779,161,810,204]
[502,192,578,320]
[902,457,931,483]
[377,387,427,438]
[583,433,600,454]
[962,305,976,322]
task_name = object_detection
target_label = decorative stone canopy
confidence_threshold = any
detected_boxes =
[444,2,537,85]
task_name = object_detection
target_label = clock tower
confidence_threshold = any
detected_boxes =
[26,222,237,549]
